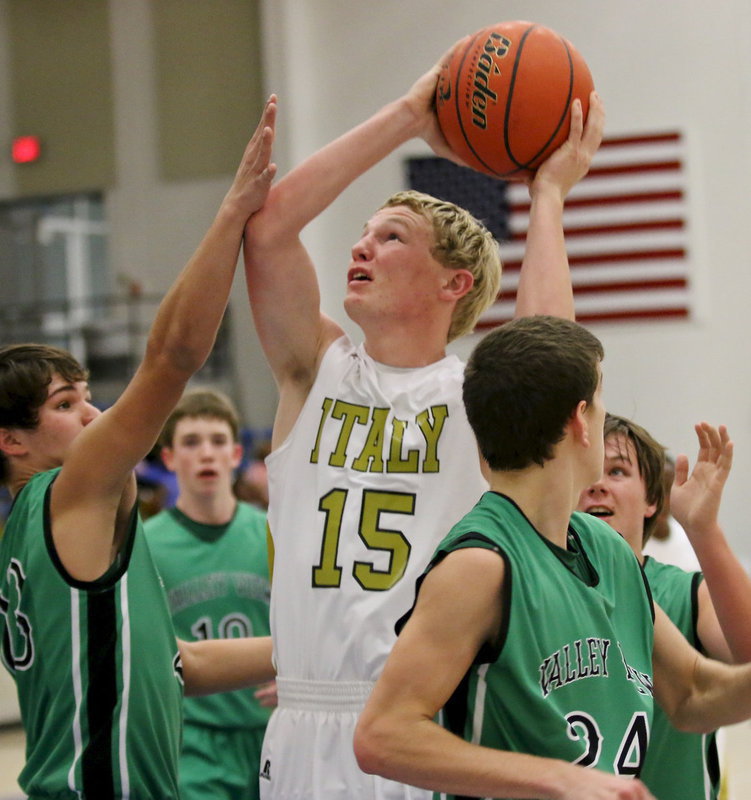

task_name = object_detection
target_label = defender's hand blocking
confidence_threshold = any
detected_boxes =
[671,422,733,538]
[223,95,278,222]
[530,90,605,201]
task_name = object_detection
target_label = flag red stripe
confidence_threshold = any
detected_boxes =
[498,278,688,302]
[510,190,684,213]
[575,307,689,322]
[509,219,684,242]
[586,160,682,178]
[476,306,689,329]
[573,278,687,295]
[598,132,681,148]
[502,249,687,272]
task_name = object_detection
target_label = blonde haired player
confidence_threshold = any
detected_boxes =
[243,46,604,800]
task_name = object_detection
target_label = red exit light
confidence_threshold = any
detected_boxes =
[12,135,42,164]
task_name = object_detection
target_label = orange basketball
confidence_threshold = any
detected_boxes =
[436,21,594,180]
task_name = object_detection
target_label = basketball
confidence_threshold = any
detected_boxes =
[436,21,594,180]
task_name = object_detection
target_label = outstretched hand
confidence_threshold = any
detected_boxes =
[670,422,733,537]
[223,94,278,222]
[529,90,605,201]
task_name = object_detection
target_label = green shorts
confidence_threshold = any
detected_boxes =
[180,723,267,800]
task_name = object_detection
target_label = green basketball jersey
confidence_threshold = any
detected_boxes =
[145,502,271,731]
[641,557,718,800]
[411,492,654,798]
[0,469,183,800]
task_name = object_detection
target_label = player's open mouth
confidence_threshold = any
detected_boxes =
[198,470,218,478]
[585,506,613,518]
[348,268,372,282]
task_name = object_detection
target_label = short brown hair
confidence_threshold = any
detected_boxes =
[159,388,240,448]
[463,316,604,471]
[380,190,501,341]
[0,344,89,484]
[0,343,88,431]
[603,413,667,543]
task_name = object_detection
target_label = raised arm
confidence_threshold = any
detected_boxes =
[242,47,463,442]
[355,548,654,799]
[50,98,277,581]
[669,423,751,663]
[514,92,605,320]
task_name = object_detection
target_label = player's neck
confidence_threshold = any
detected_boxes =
[6,458,49,499]
[488,460,580,550]
[362,324,448,367]
[624,530,646,564]
[175,488,237,526]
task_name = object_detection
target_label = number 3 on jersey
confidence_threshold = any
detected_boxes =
[312,489,415,591]
[0,558,35,672]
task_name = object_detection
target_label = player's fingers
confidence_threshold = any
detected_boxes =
[673,453,690,488]
[702,422,722,460]
[581,90,605,151]
[694,422,711,462]
[718,425,734,472]
[568,97,584,142]
[248,95,278,148]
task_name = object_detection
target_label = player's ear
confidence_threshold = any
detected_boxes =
[232,442,243,469]
[570,400,591,447]
[160,446,176,472]
[441,269,474,300]
[0,428,27,457]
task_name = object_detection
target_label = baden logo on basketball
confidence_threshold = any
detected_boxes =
[470,33,512,130]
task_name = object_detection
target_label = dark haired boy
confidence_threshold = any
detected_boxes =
[0,100,277,799]
[355,315,751,800]
[579,413,751,799]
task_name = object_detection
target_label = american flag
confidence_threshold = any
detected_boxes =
[406,131,692,327]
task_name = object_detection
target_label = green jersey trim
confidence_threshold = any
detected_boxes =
[41,469,140,592]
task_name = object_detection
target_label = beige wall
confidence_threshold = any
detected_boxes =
[7,0,116,196]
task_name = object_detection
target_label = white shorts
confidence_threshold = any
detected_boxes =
[259,678,430,800]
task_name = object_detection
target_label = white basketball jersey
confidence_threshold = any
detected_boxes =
[266,336,487,682]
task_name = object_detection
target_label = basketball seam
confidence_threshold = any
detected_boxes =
[506,32,576,173]
[503,24,538,174]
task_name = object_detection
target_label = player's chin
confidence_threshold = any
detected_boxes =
[343,292,368,321]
